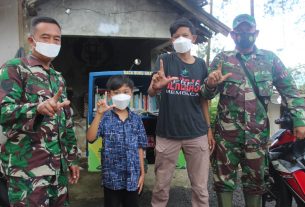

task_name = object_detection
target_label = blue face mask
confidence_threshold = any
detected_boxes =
[234,32,256,49]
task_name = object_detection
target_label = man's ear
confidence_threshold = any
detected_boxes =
[192,35,197,44]
[230,31,235,38]
[27,36,35,49]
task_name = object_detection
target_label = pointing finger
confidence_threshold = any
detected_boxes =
[159,59,164,75]
[104,91,108,104]
[53,87,63,102]
[62,100,71,106]
[221,73,233,82]
[57,100,70,109]
[168,76,179,81]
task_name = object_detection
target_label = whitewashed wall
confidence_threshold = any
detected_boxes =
[0,0,20,65]
[36,0,178,38]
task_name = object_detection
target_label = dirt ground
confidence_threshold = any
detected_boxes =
[68,160,272,207]
[69,122,297,207]
[69,163,209,207]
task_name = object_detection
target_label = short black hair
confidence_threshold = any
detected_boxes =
[106,75,134,91]
[30,16,61,35]
[169,17,196,36]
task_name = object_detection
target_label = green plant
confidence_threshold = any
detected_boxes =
[209,95,219,128]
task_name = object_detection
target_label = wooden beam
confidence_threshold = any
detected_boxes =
[151,41,172,53]
[167,0,230,36]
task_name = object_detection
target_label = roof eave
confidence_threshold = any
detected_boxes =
[166,0,231,36]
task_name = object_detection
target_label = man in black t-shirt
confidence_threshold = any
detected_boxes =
[148,18,215,207]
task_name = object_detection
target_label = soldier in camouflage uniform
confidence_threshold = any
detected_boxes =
[0,17,80,206]
[201,14,305,207]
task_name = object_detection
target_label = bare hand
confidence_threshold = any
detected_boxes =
[137,174,145,194]
[208,129,215,154]
[96,92,115,115]
[151,59,178,90]
[207,64,232,88]
[69,165,80,184]
[37,87,70,117]
[293,126,305,139]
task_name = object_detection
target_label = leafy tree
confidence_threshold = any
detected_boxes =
[264,0,304,31]
[209,95,219,128]
[196,33,227,67]
[264,0,300,15]
[289,64,305,94]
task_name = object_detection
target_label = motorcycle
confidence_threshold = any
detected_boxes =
[263,110,305,207]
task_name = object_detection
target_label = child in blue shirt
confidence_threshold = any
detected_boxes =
[87,75,147,207]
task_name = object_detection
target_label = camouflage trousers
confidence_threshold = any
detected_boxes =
[7,173,69,207]
[211,139,268,195]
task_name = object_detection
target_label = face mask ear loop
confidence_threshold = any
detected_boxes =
[31,36,38,51]
[31,36,37,44]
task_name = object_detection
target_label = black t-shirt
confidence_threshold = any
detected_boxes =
[153,53,209,139]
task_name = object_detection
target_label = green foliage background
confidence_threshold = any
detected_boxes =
[209,95,219,128]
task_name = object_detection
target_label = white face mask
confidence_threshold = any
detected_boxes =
[33,38,61,58]
[173,36,193,53]
[111,94,131,110]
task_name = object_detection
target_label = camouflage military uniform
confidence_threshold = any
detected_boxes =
[0,55,80,206]
[201,48,305,194]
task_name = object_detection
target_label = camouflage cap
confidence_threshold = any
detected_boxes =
[232,14,256,29]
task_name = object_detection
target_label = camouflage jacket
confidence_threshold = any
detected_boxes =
[0,55,80,178]
[201,48,305,145]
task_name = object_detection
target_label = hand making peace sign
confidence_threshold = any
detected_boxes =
[96,91,115,115]
[206,63,232,89]
[151,59,178,90]
[37,87,71,117]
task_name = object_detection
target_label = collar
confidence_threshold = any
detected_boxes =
[110,107,133,119]
[26,54,56,74]
[234,46,264,60]
[27,54,44,67]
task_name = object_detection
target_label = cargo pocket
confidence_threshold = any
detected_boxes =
[155,137,172,153]
[254,73,273,98]
[24,82,51,103]
[218,78,242,122]
[220,78,242,98]
[200,136,209,151]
